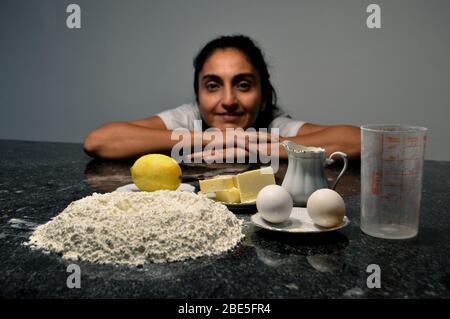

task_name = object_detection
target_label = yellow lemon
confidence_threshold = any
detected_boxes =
[130,154,182,192]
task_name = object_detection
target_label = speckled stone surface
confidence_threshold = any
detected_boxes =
[0,139,449,298]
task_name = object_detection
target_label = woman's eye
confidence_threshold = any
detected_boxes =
[237,82,251,91]
[206,83,219,91]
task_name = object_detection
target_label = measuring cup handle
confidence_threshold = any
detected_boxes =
[326,152,348,190]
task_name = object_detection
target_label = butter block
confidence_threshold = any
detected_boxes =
[215,187,241,203]
[199,175,235,193]
[232,175,238,188]
[236,167,276,203]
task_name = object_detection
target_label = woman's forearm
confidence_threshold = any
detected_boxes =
[280,125,361,159]
[84,122,361,161]
[83,123,260,160]
[83,122,183,160]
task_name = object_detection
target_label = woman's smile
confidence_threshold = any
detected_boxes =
[215,112,245,123]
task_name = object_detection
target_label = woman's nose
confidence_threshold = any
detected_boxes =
[221,87,237,108]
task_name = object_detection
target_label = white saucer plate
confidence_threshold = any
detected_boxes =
[251,207,350,233]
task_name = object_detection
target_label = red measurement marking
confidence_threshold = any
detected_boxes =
[385,136,401,143]
[371,171,382,195]
[403,169,418,176]
[406,137,419,148]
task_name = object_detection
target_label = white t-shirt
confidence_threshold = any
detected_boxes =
[156,103,305,137]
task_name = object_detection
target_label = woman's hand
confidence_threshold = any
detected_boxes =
[184,140,282,163]
[199,129,274,151]
[185,147,248,163]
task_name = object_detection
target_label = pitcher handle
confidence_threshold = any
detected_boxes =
[325,152,348,190]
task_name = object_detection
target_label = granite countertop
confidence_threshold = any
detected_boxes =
[1,139,449,298]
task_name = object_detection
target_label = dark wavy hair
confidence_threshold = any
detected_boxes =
[193,35,279,129]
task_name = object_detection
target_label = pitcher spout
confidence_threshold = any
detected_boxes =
[280,140,325,157]
[280,140,296,153]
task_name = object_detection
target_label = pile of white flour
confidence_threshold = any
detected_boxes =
[26,190,244,265]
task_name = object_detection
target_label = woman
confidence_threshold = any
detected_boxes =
[84,35,360,160]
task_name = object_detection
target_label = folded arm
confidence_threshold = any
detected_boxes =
[83,116,256,160]
[83,116,179,159]
[84,117,361,161]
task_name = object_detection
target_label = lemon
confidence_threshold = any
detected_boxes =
[130,154,182,192]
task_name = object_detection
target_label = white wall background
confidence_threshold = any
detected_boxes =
[1,0,449,160]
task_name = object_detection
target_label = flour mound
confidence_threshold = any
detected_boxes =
[26,191,244,265]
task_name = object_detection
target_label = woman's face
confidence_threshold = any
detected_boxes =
[197,48,264,130]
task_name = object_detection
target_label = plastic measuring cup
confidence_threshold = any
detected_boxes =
[360,124,427,239]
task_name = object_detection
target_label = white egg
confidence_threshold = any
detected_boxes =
[256,185,293,223]
[306,189,346,228]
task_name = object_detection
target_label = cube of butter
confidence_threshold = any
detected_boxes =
[236,167,276,203]
[232,175,238,187]
[215,187,241,203]
[199,175,235,193]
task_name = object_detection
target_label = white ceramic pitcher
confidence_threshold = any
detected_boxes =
[281,140,348,206]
